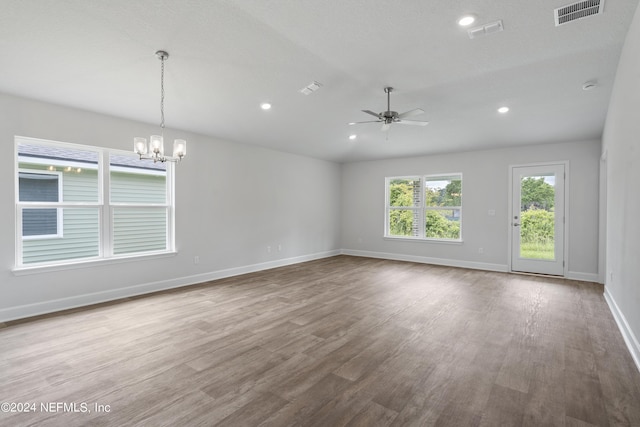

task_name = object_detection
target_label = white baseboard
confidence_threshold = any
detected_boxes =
[604,287,640,373]
[566,271,601,283]
[0,248,608,324]
[340,249,509,273]
[0,250,341,323]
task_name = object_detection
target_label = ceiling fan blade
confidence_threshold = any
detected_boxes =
[350,120,382,125]
[398,108,425,119]
[397,119,429,126]
[381,122,392,132]
[362,109,382,118]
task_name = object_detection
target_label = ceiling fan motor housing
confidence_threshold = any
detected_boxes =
[384,111,399,122]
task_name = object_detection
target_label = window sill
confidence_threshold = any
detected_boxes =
[384,236,464,244]
[12,251,177,276]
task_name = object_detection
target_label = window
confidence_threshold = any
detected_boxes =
[110,154,169,255]
[18,171,62,238]
[386,174,462,241]
[15,137,174,268]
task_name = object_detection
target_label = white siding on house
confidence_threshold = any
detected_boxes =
[113,208,167,254]
[110,170,168,255]
[64,169,99,202]
[110,171,166,204]
[22,208,100,264]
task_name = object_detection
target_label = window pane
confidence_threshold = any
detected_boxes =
[19,173,59,202]
[113,207,167,255]
[23,208,58,236]
[520,175,555,260]
[389,178,421,207]
[18,143,99,202]
[520,175,554,211]
[62,168,99,202]
[425,209,461,239]
[388,209,417,237]
[425,177,462,207]
[22,208,99,264]
[110,155,167,204]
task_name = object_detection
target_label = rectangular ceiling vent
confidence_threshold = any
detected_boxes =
[299,81,323,95]
[467,20,504,39]
[554,0,604,26]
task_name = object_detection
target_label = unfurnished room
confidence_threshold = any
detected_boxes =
[1,1,640,426]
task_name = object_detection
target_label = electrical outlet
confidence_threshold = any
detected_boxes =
[267,246,271,253]
[478,247,484,254]
[278,244,282,252]
[194,256,199,265]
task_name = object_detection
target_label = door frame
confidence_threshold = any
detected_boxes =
[599,151,607,285]
[508,161,569,276]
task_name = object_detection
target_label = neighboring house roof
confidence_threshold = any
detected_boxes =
[110,154,167,171]
[18,144,166,171]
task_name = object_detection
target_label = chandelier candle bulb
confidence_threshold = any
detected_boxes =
[134,137,148,155]
[150,135,164,155]
[173,139,187,158]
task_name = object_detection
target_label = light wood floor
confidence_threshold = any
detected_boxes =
[1,256,639,426]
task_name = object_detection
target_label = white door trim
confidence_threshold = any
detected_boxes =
[599,151,607,285]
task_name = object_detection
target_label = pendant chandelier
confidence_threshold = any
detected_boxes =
[134,50,186,163]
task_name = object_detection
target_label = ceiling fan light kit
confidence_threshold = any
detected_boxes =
[352,87,429,132]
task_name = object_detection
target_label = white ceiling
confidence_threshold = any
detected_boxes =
[1,0,638,162]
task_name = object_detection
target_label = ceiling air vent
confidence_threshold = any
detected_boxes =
[467,20,504,39]
[554,0,604,26]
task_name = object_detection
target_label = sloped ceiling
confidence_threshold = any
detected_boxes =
[1,0,638,162]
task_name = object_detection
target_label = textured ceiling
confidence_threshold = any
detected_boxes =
[1,0,638,162]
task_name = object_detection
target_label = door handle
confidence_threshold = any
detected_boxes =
[513,222,520,226]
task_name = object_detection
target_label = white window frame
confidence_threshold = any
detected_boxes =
[385,173,463,242]
[18,169,64,240]
[14,136,176,272]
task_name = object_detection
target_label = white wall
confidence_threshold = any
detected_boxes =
[341,140,601,280]
[601,3,640,369]
[0,93,342,321]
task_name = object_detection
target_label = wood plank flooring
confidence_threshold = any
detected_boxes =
[1,255,639,426]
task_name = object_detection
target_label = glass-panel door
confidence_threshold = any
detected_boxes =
[511,164,565,276]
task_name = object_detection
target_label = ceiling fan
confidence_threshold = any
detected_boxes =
[351,87,429,131]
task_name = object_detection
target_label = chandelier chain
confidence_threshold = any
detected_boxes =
[160,56,165,132]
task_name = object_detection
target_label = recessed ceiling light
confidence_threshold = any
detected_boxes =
[458,14,476,27]
[498,106,510,114]
[348,122,356,126]
[260,103,272,110]
[349,134,357,140]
